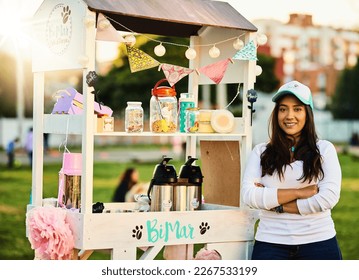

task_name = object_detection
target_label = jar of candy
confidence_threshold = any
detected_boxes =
[125,101,143,132]
[150,79,177,133]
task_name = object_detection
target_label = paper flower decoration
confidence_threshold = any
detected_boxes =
[194,248,222,260]
[26,206,75,260]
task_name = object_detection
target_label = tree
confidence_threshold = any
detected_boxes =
[331,59,359,119]
[0,52,33,118]
[255,53,280,93]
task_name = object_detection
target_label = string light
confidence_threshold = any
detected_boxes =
[154,43,166,57]
[209,45,220,58]
[233,38,244,50]
[124,34,136,46]
[185,47,197,60]
[256,33,268,46]
[84,16,96,28]
[255,65,263,76]
[97,18,110,29]
[100,14,264,60]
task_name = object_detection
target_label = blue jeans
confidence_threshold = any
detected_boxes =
[251,236,342,260]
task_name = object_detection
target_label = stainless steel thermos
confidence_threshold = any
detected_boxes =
[148,156,203,212]
[147,157,177,212]
[175,156,203,211]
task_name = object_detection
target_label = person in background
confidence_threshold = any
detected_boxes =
[112,168,139,202]
[242,80,342,260]
[44,133,50,153]
[25,127,33,168]
[349,132,359,146]
[6,137,20,168]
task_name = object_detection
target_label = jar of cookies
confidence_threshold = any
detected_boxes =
[150,79,177,133]
[125,101,143,133]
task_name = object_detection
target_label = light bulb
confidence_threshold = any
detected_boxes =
[256,33,268,46]
[124,34,136,46]
[255,65,263,76]
[84,16,95,28]
[209,45,220,58]
[185,48,197,60]
[233,38,244,50]
[98,18,110,29]
[154,43,166,57]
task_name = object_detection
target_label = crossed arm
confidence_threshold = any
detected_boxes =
[255,183,318,214]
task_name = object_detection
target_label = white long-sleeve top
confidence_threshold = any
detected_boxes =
[241,140,341,245]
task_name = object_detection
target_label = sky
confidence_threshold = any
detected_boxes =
[226,0,359,29]
[0,0,358,60]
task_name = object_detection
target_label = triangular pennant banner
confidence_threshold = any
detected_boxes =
[126,46,160,73]
[96,14,125,42]
[160,64,194,86]
[232,40,258,60]
[198,58,232,84]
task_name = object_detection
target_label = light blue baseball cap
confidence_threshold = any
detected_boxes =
[272,81,314,110]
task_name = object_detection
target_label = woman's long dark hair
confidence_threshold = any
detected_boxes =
[119,168,137,190]
[260,101,324,182]
[112,168,138,202]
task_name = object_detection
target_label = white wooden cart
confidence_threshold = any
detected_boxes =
[28,0,259,260]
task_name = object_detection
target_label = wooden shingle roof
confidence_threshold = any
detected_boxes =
[84,0,257,37]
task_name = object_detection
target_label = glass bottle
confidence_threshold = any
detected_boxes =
[125,101,143,133]
[150,79,177,133]
[179,93,195,132]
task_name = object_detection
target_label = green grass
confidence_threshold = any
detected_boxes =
[0,153,358,260]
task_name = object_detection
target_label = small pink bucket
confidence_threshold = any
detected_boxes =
[62,152,82,175]
[58,153,82,209]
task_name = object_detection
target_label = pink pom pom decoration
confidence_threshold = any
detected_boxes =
[26,206,75,260]
[194,248,222,260]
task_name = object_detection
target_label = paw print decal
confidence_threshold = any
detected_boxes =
[199,222,210,235]
[61,6,71,24]
[132,225,143,240]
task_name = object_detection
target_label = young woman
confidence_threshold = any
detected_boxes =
[112,168,139,202]
[242,80,342,260]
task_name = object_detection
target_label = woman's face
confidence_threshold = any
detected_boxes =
[131,170,139,182]
[277,95,306,141]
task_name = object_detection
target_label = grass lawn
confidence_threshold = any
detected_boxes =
[0,153,358,260]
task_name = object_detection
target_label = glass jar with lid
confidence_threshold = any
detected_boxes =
[150,79,177,133]
[125,101,143,133]
[185,107,200,133]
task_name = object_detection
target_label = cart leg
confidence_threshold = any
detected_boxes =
[139,245,163,260]
[111,247,137,260]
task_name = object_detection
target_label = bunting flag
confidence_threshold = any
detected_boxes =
[126,46,160,73]
[232,40,257,61]
[160,64,194,86]
[95,14,125,42]
[198,58,232,84]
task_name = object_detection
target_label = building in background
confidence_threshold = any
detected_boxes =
[255,14,359,109]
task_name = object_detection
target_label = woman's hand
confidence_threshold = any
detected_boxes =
[296,184,319,199]
[277,184,318,205]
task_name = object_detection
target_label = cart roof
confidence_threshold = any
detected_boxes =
[83,0,257,37]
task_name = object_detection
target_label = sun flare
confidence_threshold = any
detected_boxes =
[0,1,34,57]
